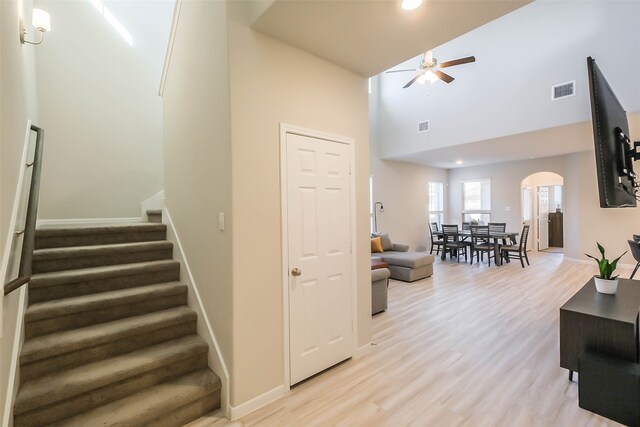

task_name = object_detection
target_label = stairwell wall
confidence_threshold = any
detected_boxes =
[161,0,233,413]
[34,0,172,220]
[227,1,371,408]
[0,0,38,422]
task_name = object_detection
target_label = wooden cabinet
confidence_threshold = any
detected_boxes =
[548,212,563,247]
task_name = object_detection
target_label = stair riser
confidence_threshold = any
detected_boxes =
[147,213,162,224]
[25,292,188,339]
[21,320,196,383]
[15,352,208,427]
[29,266,181,303]
[32,247,173,274]
[35,230,167,250]
[149,392,221,427]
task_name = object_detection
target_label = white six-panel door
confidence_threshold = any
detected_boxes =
[286,132,353,385]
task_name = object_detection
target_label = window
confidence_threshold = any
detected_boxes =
[369,176,374,233]
[462,179,491,224]
[428,181,444,226]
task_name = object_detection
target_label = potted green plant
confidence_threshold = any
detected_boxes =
[585,242,627,294]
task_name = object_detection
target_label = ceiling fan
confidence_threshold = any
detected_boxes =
[386,50,476,88]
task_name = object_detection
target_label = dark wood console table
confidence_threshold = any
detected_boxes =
[560,277,640,380]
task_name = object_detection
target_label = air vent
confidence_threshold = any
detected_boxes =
[552,81,575,100]
[417,120,429,133]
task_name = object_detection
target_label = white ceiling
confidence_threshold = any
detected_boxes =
[250,0,531,77]
[374,0,640,168]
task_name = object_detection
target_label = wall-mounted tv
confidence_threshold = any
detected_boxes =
[587,56,639,208]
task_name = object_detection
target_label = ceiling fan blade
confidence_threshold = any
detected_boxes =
[386,69,417,74]
[403,74,421,88]
[439,56,476,68]
[434,70,454,84]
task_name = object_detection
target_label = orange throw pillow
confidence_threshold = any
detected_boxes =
[371,237,384,253]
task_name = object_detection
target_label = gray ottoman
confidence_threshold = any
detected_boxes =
[382,252,434,282]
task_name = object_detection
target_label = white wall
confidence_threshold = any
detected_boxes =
[35,0,173,220]
[227,1,371,407]
[161,0,233,405]
[0,0,38,422]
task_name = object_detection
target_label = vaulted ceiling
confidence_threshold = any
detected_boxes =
[250,0,531,77]
[251,0,640,169]
[374,0,640,168]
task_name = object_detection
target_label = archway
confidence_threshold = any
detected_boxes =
[521,172,564,254]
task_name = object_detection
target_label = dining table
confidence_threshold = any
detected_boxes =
[436,229,519,266]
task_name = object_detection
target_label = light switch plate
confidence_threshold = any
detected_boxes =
[218,213,225,230]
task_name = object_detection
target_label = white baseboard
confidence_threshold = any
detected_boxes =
[36,217,144,227]
[141,190,165,218]
[162,208,231,418]
[563,256,635,270]
[2,121,34,425]
[354,342,372,358]
[230,385,285,420]
[2,287,27,427]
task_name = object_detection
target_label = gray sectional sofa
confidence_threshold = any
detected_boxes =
[372,232,435,282]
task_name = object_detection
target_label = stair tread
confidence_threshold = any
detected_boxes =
[14,335,208,415]
[25,282,187,322]
[30,259,179,287]
[35,223,166,236]
[146,209,162,214]
[33,241,173,260]
[55,369,220,427]
[21,306,196,364]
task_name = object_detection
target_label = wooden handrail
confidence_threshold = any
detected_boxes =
[4,125,44,295]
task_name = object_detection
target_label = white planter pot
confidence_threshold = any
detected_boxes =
[594,276,618,294]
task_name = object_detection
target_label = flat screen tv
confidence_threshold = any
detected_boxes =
[587,56,638,208]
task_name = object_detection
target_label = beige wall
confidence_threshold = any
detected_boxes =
[448,144,640,267]
[161,0,233,386]
[369,75,448,251]
[0,0,38,421]
[369,76,448,251]
[227,2,371,406]
[35,0,167,219]
[448,155,572,253]
[370,158,447,252]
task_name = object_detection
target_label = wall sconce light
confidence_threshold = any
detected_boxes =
[20,9,51,45]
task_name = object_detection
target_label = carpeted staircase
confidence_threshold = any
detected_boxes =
[13,221,221,426]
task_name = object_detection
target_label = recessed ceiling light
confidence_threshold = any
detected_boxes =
[401,0,423,11]
[456,160,463,165]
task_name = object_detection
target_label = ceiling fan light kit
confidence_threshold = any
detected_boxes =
[386,50,476,88]
[401,0,423,11]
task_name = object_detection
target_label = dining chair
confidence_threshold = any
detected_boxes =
[462,222,471,231]
[470,225,494,266]
[628,239,640,279]
[429,222,444,255]
[500,225,530,268]
[442,224,468,262]
[489,222,508,245]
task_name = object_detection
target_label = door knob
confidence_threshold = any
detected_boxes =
[291,268,302,277]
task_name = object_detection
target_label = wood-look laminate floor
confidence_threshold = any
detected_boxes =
[189,252,628,427]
